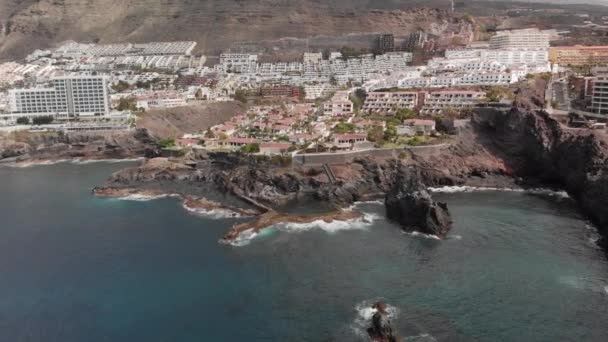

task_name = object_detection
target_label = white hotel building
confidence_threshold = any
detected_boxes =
[489,29,551,50]
[6,76,110,121]
[591,75,608,115]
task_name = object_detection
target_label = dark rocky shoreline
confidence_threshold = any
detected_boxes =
[89,104,608,248]
[3,94,608,249]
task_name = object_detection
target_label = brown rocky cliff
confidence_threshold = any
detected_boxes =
[472,106,608,248]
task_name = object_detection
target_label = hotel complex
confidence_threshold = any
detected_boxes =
[489,29,551,50]
[549,46,608,66]
[591,75,608,116]
[6,76,110,120]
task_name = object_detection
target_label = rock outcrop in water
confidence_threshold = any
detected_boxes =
[220,210,364,244]
[385,167,452,238]
[367,302,399,342]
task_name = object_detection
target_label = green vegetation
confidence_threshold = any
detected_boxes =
[298,86,306,102]
[234,89,248,104]
[394,108,416,121]
[117,97,138,111]
[135,78,162,89]
[16,117,30,125]
[350,88,367,115]
[241,143,260,154]
[32,116,53,125]
[366,126,384,143]
[270,155,292,167]
[339,46,368,60]
[275,135,290,142]
[383,123,397,143]
[158,138,176,148]
[485,86,513,102]
[111,80,131,93]
[405,135,426,146]
[333,122,356,134]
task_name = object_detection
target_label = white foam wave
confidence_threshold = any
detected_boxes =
[558,275,608,294]
[345,200,384,212]
[428,185,519,193]
[116,193,178,201]
[448,234,463,240]
[2,157,142,168]
[405,333,438,341]
[405,231,441,240]
[276,212,380,234]
[351,300,400,338]
[227,212,380,247]
[182,203,243,219]
[428,186,570,198]
[6,159,70,168]
[229,229,258,247]
[70,158,143,164]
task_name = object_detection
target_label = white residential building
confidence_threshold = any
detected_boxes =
[6,76,110,120]
[489,29,550,50]
[481,49,549,65]
[421,91,486,114]
[362,91,420,114]
[323,91,353,116]
[590,75,608,115]
[303,52,323,64]
[304,84,339,100]
[219,54,259,73]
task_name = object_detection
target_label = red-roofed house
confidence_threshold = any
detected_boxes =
[333,133,367,148]
[221,137,259,149]
[289,133,320,145]
[400,119,436,135]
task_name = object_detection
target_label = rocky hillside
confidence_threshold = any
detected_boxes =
[0,0,465,60]
[137,101,244,139]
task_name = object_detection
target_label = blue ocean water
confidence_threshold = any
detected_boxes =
[0,162,607,341]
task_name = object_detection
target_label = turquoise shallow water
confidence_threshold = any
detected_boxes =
[0,162,607,341]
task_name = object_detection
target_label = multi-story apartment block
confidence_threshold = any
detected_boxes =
[6,76,110,120]
[420,91,486,114]
[549,46,608,66]
[323,91,353,116]
[219,54,258,73]
[303,52,323,64]
[481,49,549,65]
[590,75,608,115]
[304,84,339,100]
[362,91,422,114]
[377,34,395,53]
[489,29,550,50]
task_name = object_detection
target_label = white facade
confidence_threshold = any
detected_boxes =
[323,91,353,116]
[6,76,110,120]
[303,52,323,64]
[489,29,550,50]
[219,54,259,73]
[481,49,548,65]
[421,91,485,114]
[362,92,419,114]
[304,84,339,100]
[591,75,608,115]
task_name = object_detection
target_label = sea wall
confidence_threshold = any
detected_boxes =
[293,144,449,166]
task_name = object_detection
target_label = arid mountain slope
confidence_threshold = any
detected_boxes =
[0,0,462,60]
